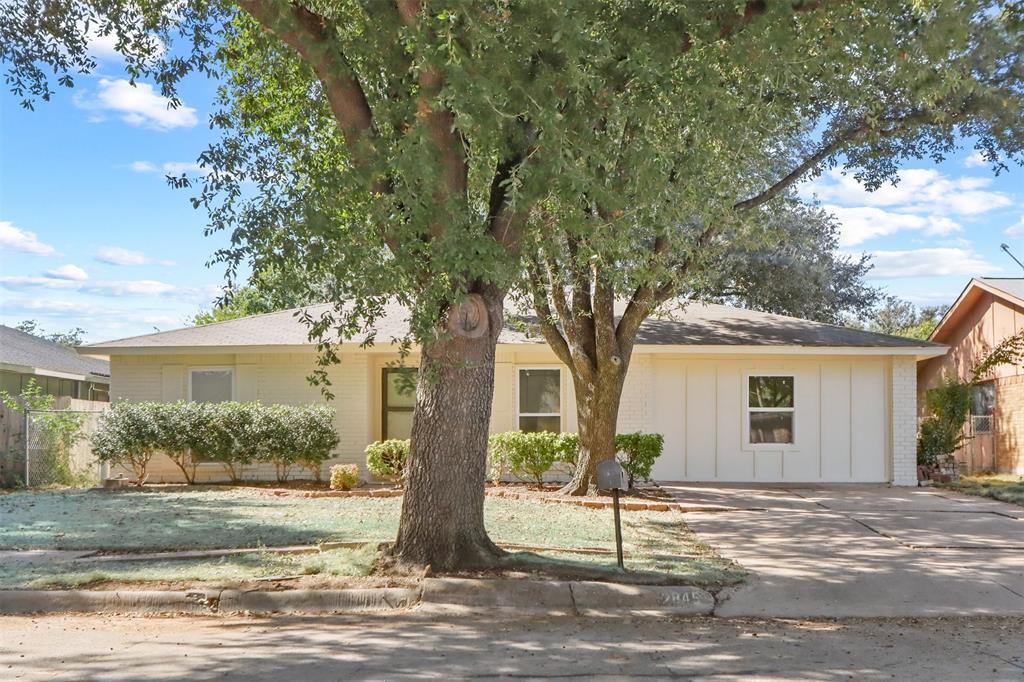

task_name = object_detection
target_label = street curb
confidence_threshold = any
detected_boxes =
[419,578,715,617]
[0,579,717,617]
[0,587,420,616]
[0,590,222,615]
[219,587,421,614]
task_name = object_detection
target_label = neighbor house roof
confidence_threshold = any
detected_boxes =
[0,325,110,381]
[929,277,1024,344]
[80,301,945,357]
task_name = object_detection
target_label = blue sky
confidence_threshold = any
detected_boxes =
[1,46,1022,343]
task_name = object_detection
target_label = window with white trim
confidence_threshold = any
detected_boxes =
[747,375,795,445]
[189,368,234,403]
[518,368,561,432]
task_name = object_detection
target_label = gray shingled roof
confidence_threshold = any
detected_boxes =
[1,325,110,378]
[82,301,940,352]
[981,277,1024,302]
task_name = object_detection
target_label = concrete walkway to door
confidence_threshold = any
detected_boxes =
[663,483,1024,618]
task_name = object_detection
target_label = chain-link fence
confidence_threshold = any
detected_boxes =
[23,408,104,487]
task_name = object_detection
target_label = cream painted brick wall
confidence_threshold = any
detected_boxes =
[891,357,918,486]
[617,356,653,433]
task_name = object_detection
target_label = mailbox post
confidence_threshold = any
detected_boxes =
[596,459,626,570]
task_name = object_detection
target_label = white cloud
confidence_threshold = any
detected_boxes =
[45,264,89,281]
[866,248,998,279]
[74,78,197,131]
[0,221,56,256]
[826,205,960,247]
[0,275,179,297]
[94,246,175,267]
[1005,216,1024,239]
[130,160,204,175]
[805,168,1012,217]
[964,151,987,168]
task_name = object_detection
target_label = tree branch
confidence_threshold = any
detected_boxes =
[527,260,575,369]
[398,0,467,211]
[236,1,377,163]
[733,123,866,211]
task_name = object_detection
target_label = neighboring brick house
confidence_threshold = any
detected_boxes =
[80,301,943,485]
[918,278,1024,474]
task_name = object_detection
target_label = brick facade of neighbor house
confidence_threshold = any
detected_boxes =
[891,357,919,486]
[995,374,1024,472]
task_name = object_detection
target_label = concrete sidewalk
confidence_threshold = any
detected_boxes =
[665,484,1024,618]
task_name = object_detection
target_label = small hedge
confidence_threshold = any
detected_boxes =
[330,463,360,490]
[365,439,409,484]
[487,430,663,489]
[92,401,339,484]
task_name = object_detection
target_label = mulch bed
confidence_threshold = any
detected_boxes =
[484,482,682,512]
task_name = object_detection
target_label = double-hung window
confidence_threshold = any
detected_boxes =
[747,375,795,445]
[518,368,561,432]
[189,368,234,403]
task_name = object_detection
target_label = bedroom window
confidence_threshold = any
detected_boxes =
[747,375,795,445]
[382,367,417,440]
[189,368,233,403]
[518,368,561,432]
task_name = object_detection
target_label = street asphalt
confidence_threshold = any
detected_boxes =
[3,612,1023,680]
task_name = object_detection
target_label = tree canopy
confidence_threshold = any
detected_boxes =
[5,0,1023,557]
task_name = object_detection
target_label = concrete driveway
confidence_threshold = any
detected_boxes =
[664,484,1024,618]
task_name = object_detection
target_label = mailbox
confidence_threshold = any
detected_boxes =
[597,459,625,491]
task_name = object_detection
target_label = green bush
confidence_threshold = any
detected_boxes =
[92,402,161,484]
[488,431,564,486]
[614,432,664,489]
[91,401,339,484]
[917,379,970,467]
[365,439,409,484]
[330,463,360,490]
[487,430,663,489]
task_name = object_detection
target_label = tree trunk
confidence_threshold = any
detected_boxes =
[391,289,505,571]
[559,369,625,496]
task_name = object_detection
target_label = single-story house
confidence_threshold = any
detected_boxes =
[918,277,1024,474]
[79,302,945,485]
[1,325,110,401]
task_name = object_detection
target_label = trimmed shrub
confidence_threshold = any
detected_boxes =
[91,402,161,484]
[290,404,339,482]
[488,431,561,486]
[614,432,664,489]
[91,401,339,485]
[330,463,360,490]
[486,430,663,489]
[365,439,409,484]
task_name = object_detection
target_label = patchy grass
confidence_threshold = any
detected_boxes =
[941,474,1024,508]
[0,545,380,590]
[0,487,741,589]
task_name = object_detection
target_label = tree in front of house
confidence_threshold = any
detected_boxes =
[518,1,1024,494]
[15,320,86,347]
[7,1,1023,559]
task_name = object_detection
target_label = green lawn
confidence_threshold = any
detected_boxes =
[0,488,743,589]
[941,474,1024,507]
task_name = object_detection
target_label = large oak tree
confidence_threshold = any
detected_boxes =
[5,1,1022,558]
